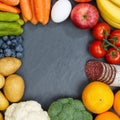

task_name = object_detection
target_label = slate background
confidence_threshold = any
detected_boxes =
[17,0,109,110]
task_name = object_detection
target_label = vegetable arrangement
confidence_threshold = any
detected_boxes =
[0,0,120,120]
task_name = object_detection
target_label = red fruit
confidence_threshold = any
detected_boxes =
[70,3,99,29]
[74,0,92,2]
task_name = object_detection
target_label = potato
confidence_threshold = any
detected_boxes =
[0,112,3,120]
[0,91,9,111]
[3,74,25,102]
[0,74,5,89]
[0,57,22,76]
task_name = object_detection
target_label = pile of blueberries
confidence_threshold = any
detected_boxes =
[0,35,24,59]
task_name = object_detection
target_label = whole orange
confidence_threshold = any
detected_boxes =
[82,81,114,114]
[95,111,120,120]
[113,90,120,115]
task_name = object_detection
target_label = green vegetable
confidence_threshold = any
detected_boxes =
[48,98,93,120]
[0,28,23,36]
[0,12,20,22]
[0,22,21,30]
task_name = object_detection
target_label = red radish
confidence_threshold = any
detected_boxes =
[74,0,92,2]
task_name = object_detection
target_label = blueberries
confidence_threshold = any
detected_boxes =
[1,43,8,49]
[16,52,23,58]
[4,48,12,57]
[0,35,24,59]
[15,44,23,52]
[2,36,8,41]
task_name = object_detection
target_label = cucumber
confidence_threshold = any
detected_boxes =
[0,22,22,30]
[0,28,24,36]
[0,12,20,22]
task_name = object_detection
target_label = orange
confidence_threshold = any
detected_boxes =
[113,90,120,115]
[95,111,120,120]
[82,81,114,114]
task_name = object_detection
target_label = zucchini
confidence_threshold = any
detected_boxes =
[0,12,20,21]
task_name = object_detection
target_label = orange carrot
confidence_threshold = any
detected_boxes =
[42,0,51,25]
[0,2,20,13]
[0,0,19,6]
[30,0,38,25]
[20,0,32,21]
[22,16,28,23]
[33,0,45,24]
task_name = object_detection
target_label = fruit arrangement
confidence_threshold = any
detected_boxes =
[0,0,120,120]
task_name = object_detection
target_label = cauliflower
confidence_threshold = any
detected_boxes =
[48,98,93,120]
[5,100,50,120]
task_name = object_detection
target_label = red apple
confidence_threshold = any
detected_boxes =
[71,3,99,29]
[74,0,92,2]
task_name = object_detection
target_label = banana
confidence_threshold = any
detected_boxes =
[96,0,120,24]
[101,12,120,29]
[109,0,120,7]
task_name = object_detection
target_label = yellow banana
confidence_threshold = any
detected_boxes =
[96,0,120,24]
[101,12,120,29]
[109,0,120,7]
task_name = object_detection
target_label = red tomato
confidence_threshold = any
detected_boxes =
[89,41,106,58]
[110,30,120,47]
[74,0,91,2]
[105,48,120,64]
[92,22,111,41]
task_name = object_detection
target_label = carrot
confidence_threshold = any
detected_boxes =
[42,0,51,25]
[20,0,32,21]
[30,0,38,25]
[22,16,28,23]
[0,2,20,13]
[0,0,19,6]
[33,0,45,24]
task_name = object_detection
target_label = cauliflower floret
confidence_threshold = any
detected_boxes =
[5,100,50,120]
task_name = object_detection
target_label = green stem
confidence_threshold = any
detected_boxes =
[103,39,120,51]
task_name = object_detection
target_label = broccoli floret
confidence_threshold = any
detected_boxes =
[48,98,93,120]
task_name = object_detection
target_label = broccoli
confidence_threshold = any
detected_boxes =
[48,98,93,120]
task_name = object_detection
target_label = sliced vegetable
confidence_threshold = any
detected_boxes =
[0,0,19,6]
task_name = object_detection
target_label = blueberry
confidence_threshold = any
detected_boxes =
[2,36,8,41]
[15,44,23,52]
[16,52,23,58]
[4,48,12,56]
[1,43,8,49]
[6,40,12,45]
[16,36,23,44]
[0,39,3,47]
[9,36,16,40]
[11,49,16,57]
[0,53,4,58]
[11,39,18,45]
[10,42,16,49]
[0,49,3,53]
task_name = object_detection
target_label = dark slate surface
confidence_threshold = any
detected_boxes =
[18,0,100,109]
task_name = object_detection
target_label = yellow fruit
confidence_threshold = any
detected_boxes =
[3,74,25,102]
[101,12,120,29]
[0,91,9,111]
[96,0,120,24]
[0,57,22,76]
[82,81,114,114]
[95,111,120,120]
[113,90,120,115]
[110,0,120,7]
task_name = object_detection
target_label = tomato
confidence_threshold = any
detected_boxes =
[109,30,120,47]
[74,0,92,2]
[92,22,111,41]
[89,41,106,58]
[105,48,120,64]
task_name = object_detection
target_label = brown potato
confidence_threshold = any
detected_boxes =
[0,91,9,111]
[3,74,25,102]
[0,57,22,76]
[0,74,5,89]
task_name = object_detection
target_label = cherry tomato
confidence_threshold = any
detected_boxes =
[105,48,120,64]
[92,22,111,41]
[109,30,120,47]
[89,41,106,58]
